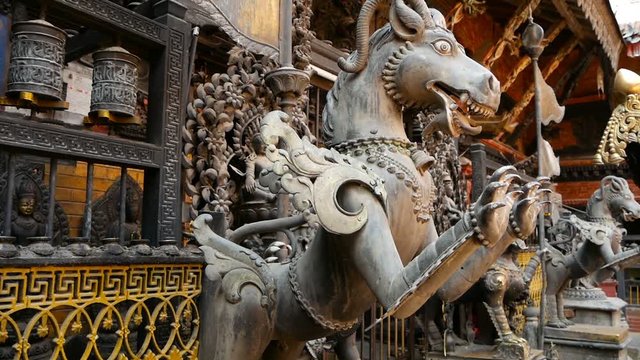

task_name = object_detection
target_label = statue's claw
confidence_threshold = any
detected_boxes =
[477,181,510,207]
[264,241,292,263]
[488,166,518,183]
[521,181,541,199]
[510,197,541,239]
[537,176,551,185]
[476,201,509,245]
[473,168,525,245]
[499,333,528,345]
[546,320,568,328]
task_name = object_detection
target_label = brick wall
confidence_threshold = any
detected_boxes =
[44,162,144,237]
[556,180,640,207]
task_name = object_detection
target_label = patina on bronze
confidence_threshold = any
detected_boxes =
[191,1,544,358]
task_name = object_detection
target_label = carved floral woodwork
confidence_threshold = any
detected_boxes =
[183,47,276,224]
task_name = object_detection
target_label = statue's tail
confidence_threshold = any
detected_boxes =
[191,214,277,315]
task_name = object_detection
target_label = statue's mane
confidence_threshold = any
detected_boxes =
[322,25,395,146]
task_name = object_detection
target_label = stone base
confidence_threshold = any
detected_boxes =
[563,290,627,327]
[426,344,545,360]
[544,324,629,360]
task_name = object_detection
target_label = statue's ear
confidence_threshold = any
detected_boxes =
[610,178,624,192]
[389,0,429,41]
[430,9,447,28]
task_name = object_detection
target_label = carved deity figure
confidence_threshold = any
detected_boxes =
[191,1,544,358]
[106,185,142,243]
[442,171,463,225]
[243,134,277,205]
[11,180,46,244]
[544,176,640,327]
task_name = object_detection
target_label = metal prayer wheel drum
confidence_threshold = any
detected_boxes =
[7,20,66,101]
[90,47,140,117]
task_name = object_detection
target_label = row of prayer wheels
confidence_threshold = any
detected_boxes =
[3,18,140,121]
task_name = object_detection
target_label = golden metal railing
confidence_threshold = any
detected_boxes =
[0,261,202,359]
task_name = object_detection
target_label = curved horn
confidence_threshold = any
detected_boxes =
[390,0,427,40]
[408,0,435,27]
[337,0,382,73]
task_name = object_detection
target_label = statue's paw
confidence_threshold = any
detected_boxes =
[499,333,527,345]
[473,168,528,245]
[264,241,292,263]
[546,320,567,328]
[560,318,574,327]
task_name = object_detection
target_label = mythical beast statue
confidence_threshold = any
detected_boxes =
[544,176,640,328]
[191,1,542,358]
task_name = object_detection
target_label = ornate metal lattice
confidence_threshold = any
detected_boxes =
[0,263,201,359]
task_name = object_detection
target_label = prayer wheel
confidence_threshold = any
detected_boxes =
[6,20,66,100]
[90,46,139,117]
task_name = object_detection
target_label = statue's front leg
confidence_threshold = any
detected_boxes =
[557,281,574,327]
[390,168,522,319]
[483,270,519,343]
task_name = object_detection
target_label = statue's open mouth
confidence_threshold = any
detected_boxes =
[432,82,496,118]
[424,82,496,137]
[621,208,639,222]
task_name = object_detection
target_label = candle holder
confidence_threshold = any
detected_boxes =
[27,236,54,256]
[265,67,310,117]
[0,236,18,258]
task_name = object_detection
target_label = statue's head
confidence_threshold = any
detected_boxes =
[442,171,454,197]
[589,176,640,222]
[338,0,500,136]
[251,133,267,155]
[16,180,37,217]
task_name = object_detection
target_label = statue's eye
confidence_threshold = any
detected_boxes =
[432,40,453,55]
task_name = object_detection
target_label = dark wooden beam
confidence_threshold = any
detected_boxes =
[549,0,589,41]
[501,21,566,92]
[558,48,596,103]
[65,29,109,63]
[482,0,542,69]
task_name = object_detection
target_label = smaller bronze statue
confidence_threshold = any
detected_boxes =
[480,241,540,358]
[11,179,46,245]
[544,176,640,328]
